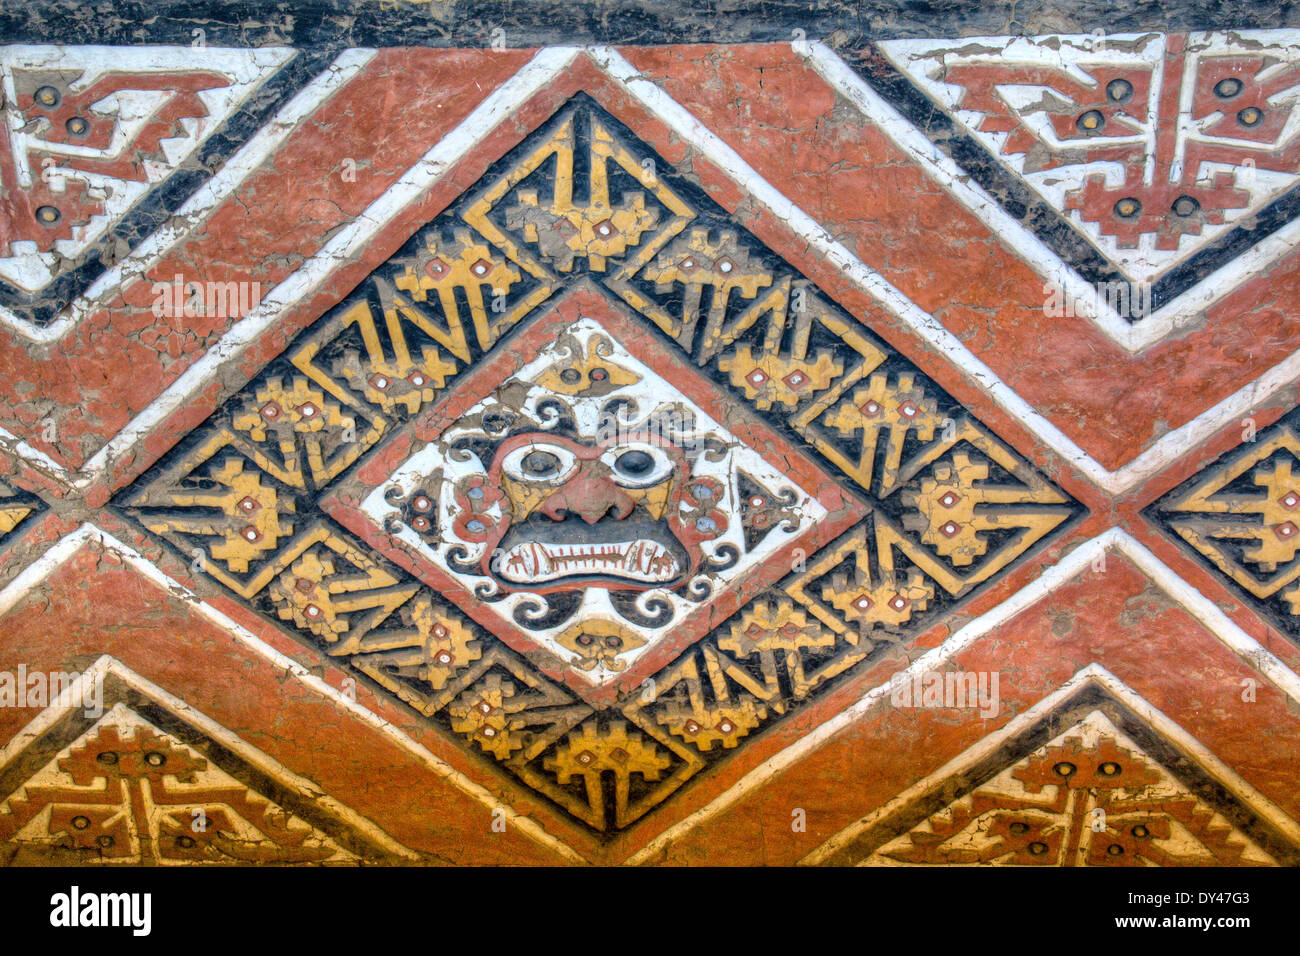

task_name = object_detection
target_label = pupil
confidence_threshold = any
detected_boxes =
[1107,78,1132,101]
[615,450,654,476]
[523,450,560,476]
[1215,77,1242,98]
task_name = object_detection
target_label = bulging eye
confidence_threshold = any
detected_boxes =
[615,449,654,476]
[501,443,577,483]
[523,451,561,476]
[601,443,675,487]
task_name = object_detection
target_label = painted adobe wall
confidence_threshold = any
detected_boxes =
[0,1,1297,867]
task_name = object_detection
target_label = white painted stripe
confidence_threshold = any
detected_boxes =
[8,44,1293,496]
[800,663,1300,865]
[0,48,377,486]
[0,523,589,864]
[595,43,1300,495]
[804,43,1144,348]
[80,51,377,316]
[0,46,308,345]
[0,423,74,483]
[0,654,418,860]
[803,42,1300,492]
[867,38,1300,353]
[74,46,580,487]
[622,527,1300,864]
[590,46,1132,491]
[1104,349,1300,494]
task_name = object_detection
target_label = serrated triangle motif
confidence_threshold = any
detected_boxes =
[0,45,295,330]
[115,92,1083,834]
[0,673,403,864]
[881,31,1300,290]
[810,682,1300,866]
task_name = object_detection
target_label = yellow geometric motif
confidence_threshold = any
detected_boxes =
[117,97,1082,836]
[0,504,32,536]
[1154,426,1300,602]
[545,721,673,830]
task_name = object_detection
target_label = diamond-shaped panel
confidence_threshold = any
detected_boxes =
[115,93,1084,833]
[1147,407,1300,640]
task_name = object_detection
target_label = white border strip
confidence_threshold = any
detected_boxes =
[0,422,74,484]
[0,654,418,860]
[592,44,1300,495]
[72,46,580,487]
[622,527,1300,864]
[0,523,589,864]
[9,44,1294,496]
[611,43,1300,494]
[0,46,351,345]
[0,48,377,486]
[800,663,1300,865]
[863,38,1300,354]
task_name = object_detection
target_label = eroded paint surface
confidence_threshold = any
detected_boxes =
[0,8,1298,867]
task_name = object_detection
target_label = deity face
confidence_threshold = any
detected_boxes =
[365,315,828,682]
[466,431,722,592]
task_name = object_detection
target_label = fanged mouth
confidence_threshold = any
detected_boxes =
[498,540,682,583]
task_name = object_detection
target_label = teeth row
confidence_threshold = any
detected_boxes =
[501,540,680,581]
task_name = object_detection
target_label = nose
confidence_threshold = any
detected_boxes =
[540,464,635,524]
